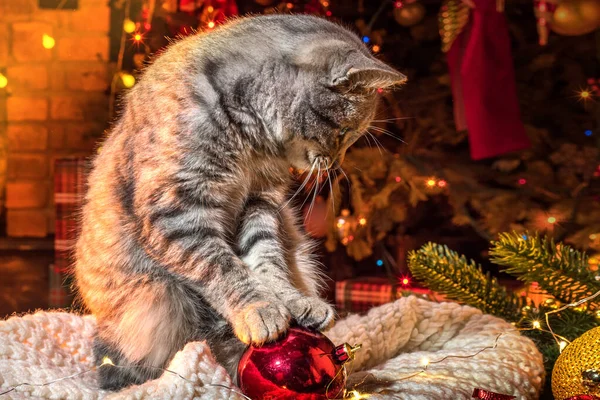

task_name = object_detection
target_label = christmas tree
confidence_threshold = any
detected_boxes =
[408,231,600,397]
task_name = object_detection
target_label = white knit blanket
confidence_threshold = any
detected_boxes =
[0,297,544,400]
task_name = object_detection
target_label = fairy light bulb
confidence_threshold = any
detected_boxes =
[420,357,430,367]
[207,5,214,12]
[402,278,409,285]
[336,218,346,228]
[123,18,136,33]
[358,217,367,226]
[121,73,136,88]
[532,320,541,329]
[395,176,401,182]
[426,179,437,188]
[101,356,114,366]
[207,21,215,29]
[372,45,380,53]
[547,216,557,224]
[286,2,293,8]
[134,33,142,42]
[42,34,55,49]
[580,90,591,99]
[0,73,7,89]
[437,180,447,188]
[559,341,568,352]
[321,0,329,6]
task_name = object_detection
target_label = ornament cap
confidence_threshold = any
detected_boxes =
[332,343,362,364]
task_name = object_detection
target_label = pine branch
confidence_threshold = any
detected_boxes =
[489,232,600,305]
[408,243,530,320]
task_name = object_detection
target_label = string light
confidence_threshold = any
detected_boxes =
[207,21,215,29]
[547,216,557,224]
[376,259,384,266]
[286,2,293,8]
[395,176,401,182]
[401,277,410,285]
[362,36,370,44]
[532,320,542,329]
[426,179,437,188]
[321,1,329,6]
[42,34,55,49]
[578,89,593,101]
[437,180,447,188]
[325,10,332,16]
[207,5,214,12]
[590,234,597,240]
[0,73,7,89]
[123,18,136,33]
[359,217,367,226]
[420,357,430,367]
[372,45,380,53]
[394,1,403,7]
[120,73,136,88]
[559,340,568,352]
[133,33,142,42]
[337,218,346,228]
[518,178,527,185]
[585,130,593,136]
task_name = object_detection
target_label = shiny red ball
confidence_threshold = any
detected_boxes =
[237,327,347,400]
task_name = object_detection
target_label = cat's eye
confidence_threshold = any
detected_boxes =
[339,127,351,137]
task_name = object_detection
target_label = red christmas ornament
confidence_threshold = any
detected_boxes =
[472,388,516,400]
[237,327,359,400]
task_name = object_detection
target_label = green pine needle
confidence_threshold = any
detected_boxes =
[489,232,600,305]
[408,243,530,320]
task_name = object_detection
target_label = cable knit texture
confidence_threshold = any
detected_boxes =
[0,297,544,399]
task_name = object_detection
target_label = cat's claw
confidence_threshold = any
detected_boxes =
[287,297,335,331]
[231,301,291,345]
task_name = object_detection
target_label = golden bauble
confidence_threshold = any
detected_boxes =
[550,0,600,36]
[394,2,426,27]
[552,326,600,400]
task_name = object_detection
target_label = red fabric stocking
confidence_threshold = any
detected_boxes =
[447,0,530,160]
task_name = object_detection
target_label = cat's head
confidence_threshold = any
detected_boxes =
[283,37,406,172]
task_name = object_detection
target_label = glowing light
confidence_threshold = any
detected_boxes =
[347,390,370,399]
[538,2,547,11]
[144,23,151,30]
[377,88,383,94]
[207,21,215,29]
[341,237,349,245]
[394,1,403,7]
[376,259,384,267]
[101,356,114,366]
[437,179,447,188]
[42,34,55,49]
[401,278,410,285]
[590,257,598,265]
[359,217,367,226]
[362,36,370,44]
[395,176,401,182]
[121,73,136,88]
[547,216,557,224]
[336,218,346,228]
[0,73,7,89]
[518,178,527,185]
[372,45,380,53]
[286,2,293,8]
[348,235,354,241]
[134,33,142,42]
[325,10,332,16]
[426,179,437,188]
[585,130,593,136]
[590,234,597,240]
[521,234,528,240]
[322,1,329,6]
[580,89,593,100]
[207,5,214,12]
[420,357,430,366]
[123,18,136,33]
[559,341,568,352]
[341,209,350,217]
[532,320,541,329]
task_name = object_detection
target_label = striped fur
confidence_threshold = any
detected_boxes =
[75,14,405,390]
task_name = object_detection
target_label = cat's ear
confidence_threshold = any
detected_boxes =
[332,57,406,92]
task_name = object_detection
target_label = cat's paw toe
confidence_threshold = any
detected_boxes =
[288,297,335,331]
[232,302,291,345]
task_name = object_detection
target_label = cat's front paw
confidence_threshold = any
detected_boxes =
[287,297,335,331]
[231,301,291,345]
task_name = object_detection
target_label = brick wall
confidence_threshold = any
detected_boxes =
[0,0,110,237]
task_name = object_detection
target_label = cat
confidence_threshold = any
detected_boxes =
[74,14,405,390]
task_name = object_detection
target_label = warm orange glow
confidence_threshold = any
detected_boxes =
[426,179,437,187]
[207,21,215,29]
[0,73,7,89]
[395,176,401,182]
[372,45,380,53]
[358,217,367,226]
[437,179,447,188]
[402,278,409,285]
[121,73,136,88]
[134,33,142,41]
[207,5,214,12]
[322,0,329,6]
[336,218,346,228]
[286,2,294,8]
[123,18,136,33]
[581,90,591,99]
[547,216,557,224]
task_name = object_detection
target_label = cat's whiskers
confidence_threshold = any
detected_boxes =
[280,160,317,212]
[366,131,386,155]
[371,117,414,122]
[368,126,407,144]
[326,168,335,215]
[305,165,321,220]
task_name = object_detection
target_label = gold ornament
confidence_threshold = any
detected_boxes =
[551,0,600,37]
[439,0,470,53]
[552,326,600,399]
[394,2,426,27]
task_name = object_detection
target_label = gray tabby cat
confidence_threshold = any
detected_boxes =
[75,14,405,390]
